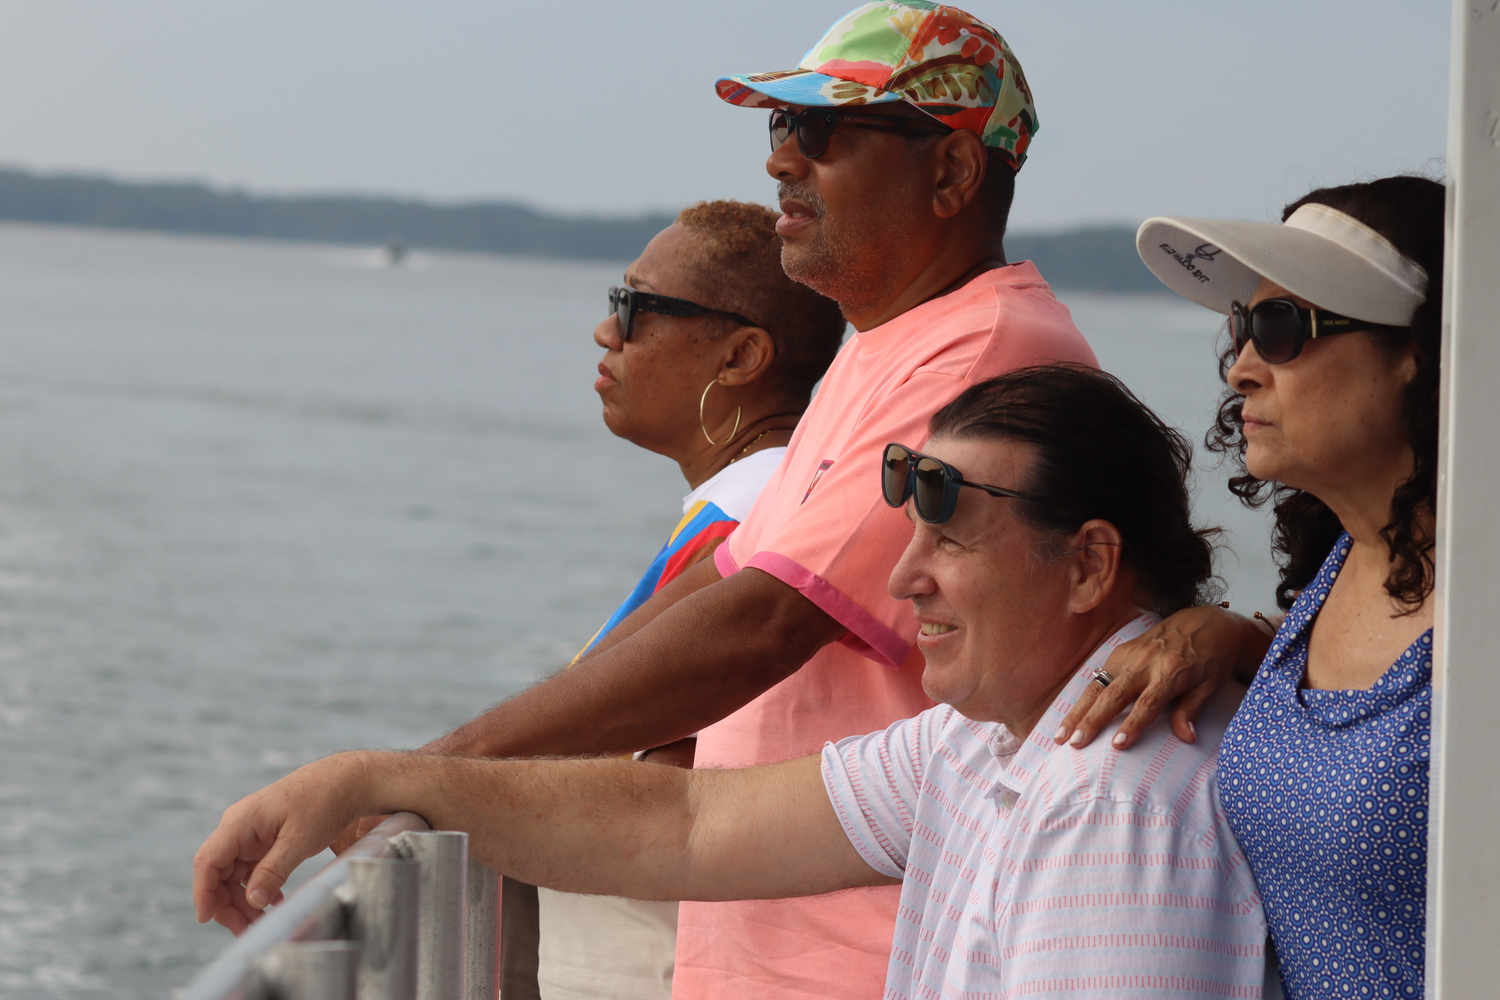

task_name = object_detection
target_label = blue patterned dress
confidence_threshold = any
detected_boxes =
[1219,534,1432,1000]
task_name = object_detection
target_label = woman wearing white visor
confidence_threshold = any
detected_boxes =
[1060,175,1444,1000]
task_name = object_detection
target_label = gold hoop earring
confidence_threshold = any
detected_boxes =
[700,379,742,446]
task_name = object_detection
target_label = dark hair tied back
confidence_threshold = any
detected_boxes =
[930,364,1220,616]
[1204,175,1445,611]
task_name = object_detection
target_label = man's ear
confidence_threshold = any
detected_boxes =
[717,326,777,388]
[1064,519,1124,614]
[930,129,988,220]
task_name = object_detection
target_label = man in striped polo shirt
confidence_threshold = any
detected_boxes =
[195,366,1268,997]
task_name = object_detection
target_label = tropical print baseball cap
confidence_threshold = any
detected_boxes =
[715,1,1037,170]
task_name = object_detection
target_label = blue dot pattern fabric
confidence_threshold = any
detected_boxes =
[1219,535,1431,1000]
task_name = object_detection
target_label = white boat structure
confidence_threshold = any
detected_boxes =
[1428,0,1500,995]
[177,0,1499,996]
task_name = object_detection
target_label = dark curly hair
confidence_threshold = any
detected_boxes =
[1204,175,1445,611]
[931,364,1221,616]
[675,200,846,408]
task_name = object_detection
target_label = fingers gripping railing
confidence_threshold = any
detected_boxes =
[177,814,501,1000]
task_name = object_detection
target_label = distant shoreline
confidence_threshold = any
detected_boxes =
[0,167,1166,294]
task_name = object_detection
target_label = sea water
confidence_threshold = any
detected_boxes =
[0,222,1274,998]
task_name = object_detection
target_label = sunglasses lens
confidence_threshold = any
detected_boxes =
[1251,300,1301,363]
[769,111,792,153]
[882,445,912,507]
[1232,301,1302,363]
[913,458,949,523]
[614,287,633,340]
[1230,303,1252,355]
[796,111,832,158]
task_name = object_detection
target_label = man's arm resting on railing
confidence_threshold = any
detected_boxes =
[193,751,893,932]
[423,561,846,759]
[330,559,843,855]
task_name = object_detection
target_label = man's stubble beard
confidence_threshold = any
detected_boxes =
[777,181,910,319]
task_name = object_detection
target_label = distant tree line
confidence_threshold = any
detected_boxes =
[0,167,1164,293]
[1007,227,1166,294]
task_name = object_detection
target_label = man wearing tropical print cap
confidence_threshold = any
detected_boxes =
[715,1,1038,169]
[676,6,1093,993]
[214,4,1095,997]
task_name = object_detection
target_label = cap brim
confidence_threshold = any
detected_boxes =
[1136,217,1420,326]
[715,70,903,109]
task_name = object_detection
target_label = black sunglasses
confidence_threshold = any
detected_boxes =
[1230,298,1403,364]
[881,443,1046,524]
[608,285,759,341]
[769,107,951,159]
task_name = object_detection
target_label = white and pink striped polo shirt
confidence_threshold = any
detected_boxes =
[821,615,1268,999]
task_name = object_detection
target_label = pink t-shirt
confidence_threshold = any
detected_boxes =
[674,263,1097,1000]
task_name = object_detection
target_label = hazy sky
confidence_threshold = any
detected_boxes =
[1,1,1451,231]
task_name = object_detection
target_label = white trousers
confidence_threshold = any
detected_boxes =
[535,887,677,1000]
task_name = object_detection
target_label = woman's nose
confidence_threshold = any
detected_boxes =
[1226,339,1267,394]
[594,315,624,351]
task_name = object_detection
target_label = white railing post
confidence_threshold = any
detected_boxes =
[342,857,421,1000]
[395,830,469,1000]
[178,813,432,1000]
[255,941,361,1000]
[1429,0,1500,995]
[463,863,499,1000]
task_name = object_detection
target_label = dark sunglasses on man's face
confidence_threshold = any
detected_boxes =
[881,443,1045,525]
[1230,298,1403,364]
[607,285,759,341]
[768,107,951,159]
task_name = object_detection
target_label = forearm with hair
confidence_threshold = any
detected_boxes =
[365,752,887,901]
[423,567,844,759]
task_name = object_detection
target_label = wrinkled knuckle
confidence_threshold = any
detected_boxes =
[1083,706,1119,729]
[1091,687,1123,712]
[1098,700,1131,724]
[1134,690,1166,713]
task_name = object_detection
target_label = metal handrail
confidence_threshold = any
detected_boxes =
[172,815,495,1000]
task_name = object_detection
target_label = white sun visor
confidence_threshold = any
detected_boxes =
[1135,203,1428,325]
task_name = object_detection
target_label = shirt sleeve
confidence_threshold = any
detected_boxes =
[728,369,972,669]
[819,707,949,878]
[578,504,738,660]
[996,773,1268,994]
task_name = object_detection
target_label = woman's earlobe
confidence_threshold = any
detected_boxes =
[1399,347,1420,386]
